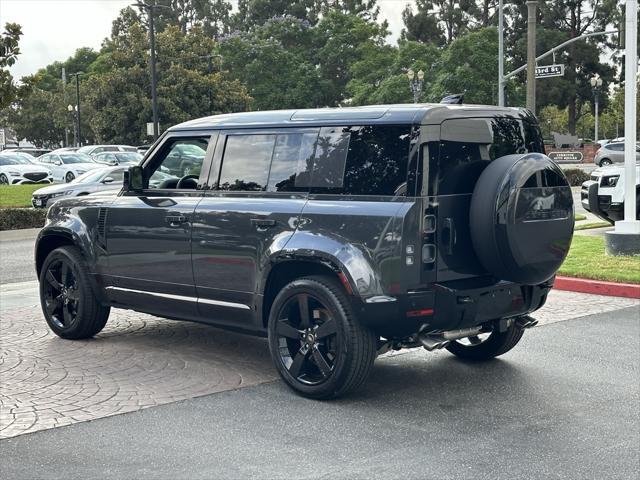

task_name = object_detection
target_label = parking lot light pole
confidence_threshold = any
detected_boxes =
[134,2,169,140]
[67,104,78,147]
[590,75,602,143]
[69,73,82,147]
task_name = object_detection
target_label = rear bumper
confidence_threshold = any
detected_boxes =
[355,278,552,338]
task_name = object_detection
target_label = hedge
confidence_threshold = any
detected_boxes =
[0,208,47,231]
[563,168,591,186]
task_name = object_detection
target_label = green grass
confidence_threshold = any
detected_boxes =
[0,184,46,208]
[559,235,640,284]
[574,213,587,221]
[574,221,611,231]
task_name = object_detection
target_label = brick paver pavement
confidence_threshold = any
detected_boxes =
[0,286,637,439]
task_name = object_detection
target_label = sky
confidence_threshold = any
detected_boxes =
[0,0,410,80]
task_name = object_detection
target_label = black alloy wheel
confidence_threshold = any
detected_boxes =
[43,258,80,330]
[0,174,8,184]
[39,246,110,339]
[274,292,339,386]
[268,276,377,399]
[65,172,75,183]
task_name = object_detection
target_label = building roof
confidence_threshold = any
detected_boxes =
[169,104,528,131]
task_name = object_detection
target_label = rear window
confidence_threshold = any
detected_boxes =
[427,116,544,196]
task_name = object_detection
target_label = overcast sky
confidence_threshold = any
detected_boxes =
[1,0,409,80]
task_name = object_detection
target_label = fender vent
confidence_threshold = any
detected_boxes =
[97,207,108,248]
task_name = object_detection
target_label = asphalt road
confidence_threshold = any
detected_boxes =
[2,306,638,480]
[0,228,39,285]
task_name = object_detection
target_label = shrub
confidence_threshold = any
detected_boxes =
[563,168,591,186]
[0,208,47,231]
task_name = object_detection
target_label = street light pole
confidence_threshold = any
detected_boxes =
[69,73,82,147]
[590,75,602,143]
[525,1,538,113]
[134,2,169,140]
[407,68,425,104]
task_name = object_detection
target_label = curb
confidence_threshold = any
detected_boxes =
[555,276,640,299]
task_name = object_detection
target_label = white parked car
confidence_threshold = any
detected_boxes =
[31,166,126,208]
[77,145,137,157]
[581,163,640,223]
[0,153,53,185]
[37,152,102,183]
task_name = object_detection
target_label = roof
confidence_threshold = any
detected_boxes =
[169,104,528,131]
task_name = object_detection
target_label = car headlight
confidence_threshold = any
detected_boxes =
[8,171,21,176]
[76,170,86,175]
[51,191,74,198]
[601,175,619,187]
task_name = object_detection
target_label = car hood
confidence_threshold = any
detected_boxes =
[591,164,640,178]
[2,164,50,174]
[33,181,121,196]
[66,162,102,170]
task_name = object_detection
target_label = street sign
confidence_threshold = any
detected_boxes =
[548,151,584,163]
[536,64,565,79]
[146,122,155,136]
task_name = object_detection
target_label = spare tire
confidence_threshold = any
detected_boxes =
[470,153,574,285]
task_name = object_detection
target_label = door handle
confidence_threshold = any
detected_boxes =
[250,218,276,228]
[165,215,188,227]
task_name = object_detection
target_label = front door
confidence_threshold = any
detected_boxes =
[192,129,317,328]
[102,133,216,317]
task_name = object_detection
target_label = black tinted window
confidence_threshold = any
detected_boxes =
[430,116,544,195]
[267,132,317,192]
[219,134,276,191]
[310,125,411,196]
[607,143,623,151]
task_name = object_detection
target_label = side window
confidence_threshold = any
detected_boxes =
[266,132,318,192]
[103,146,119,152]
[218,134,276,191]
[93,147,104,154]
[609,143,623,151]
[107,170,125,182]
[309,125,411,196]
[148,137,210,189]
[39,155,50,164]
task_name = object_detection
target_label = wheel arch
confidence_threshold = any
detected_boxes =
[260,259,353,329]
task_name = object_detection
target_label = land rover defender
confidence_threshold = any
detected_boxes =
[35,104,574,398]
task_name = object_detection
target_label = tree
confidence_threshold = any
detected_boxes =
[0,22,23,109]
[401,0,481,45]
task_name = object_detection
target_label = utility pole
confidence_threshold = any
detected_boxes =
[498,0,505,106]
[69,72,82,147]
[525,1,538,113]
[606,0,639,254]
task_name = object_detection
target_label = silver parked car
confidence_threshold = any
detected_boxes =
[31,166,125,208]
[93,151,143,166]
[77,145,137,157]
[594,142,640,167]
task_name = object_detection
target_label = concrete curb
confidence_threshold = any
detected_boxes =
[555,276,640,299]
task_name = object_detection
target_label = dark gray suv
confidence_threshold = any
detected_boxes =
[35,105,574,399]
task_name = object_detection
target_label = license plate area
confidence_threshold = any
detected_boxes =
[476,286,525,320]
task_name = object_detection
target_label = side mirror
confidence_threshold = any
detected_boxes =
[123,165,144,191]
[54,160,62,166]
[102,176,114,184]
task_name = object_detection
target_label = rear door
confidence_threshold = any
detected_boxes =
[191,128,317,327]
[425,115,545,282]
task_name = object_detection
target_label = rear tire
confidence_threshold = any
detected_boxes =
[599,158,612,167]
[267,275,377,399]
[445,323,525,361]
[39,246,110,339]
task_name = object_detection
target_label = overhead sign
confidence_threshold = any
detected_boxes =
[536,64,565,79]
[548,151,584,163]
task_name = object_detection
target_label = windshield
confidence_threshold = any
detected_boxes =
[73,169,109,183]
[115,152,142,163]
[60,153,95,164]
[0,155,31,165]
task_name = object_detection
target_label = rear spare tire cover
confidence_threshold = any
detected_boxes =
[470,153,574,285]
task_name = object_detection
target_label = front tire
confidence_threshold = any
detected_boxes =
[65,172,75,183]
[0,174,8,184]
[39,246,110,339]
[267,275,377,399]
[445,323,525,361]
